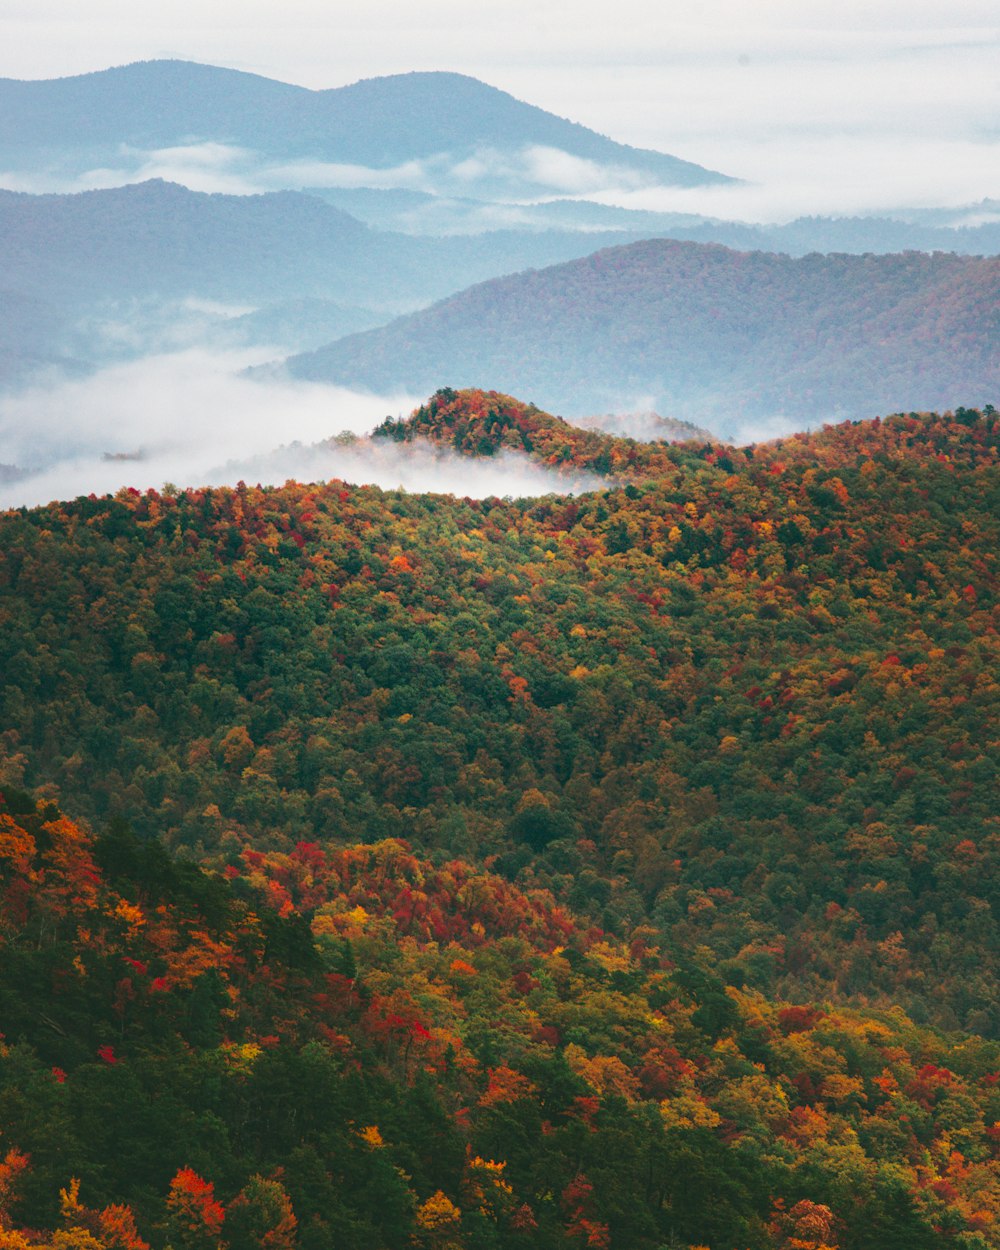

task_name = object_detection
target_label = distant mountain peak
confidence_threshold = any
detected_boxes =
[0,59,732,195]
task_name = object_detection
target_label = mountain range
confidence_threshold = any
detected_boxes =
[2,61,998,408]
[0,180,697,388]
[3,48,1000,1250]
[0,60,730,200]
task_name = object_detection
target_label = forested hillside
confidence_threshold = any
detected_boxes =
[285,244,1000,430]
[2,392,999,1248]
[2,786,1000,1250]
[2,392,997,1036]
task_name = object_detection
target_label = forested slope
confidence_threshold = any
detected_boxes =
[2,787,1000,1250]
[285,243,1000,429]
[2,391,1000,1247]
[1,392,997,1036]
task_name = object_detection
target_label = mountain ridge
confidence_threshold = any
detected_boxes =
[0,60,731,193]
[0,180,720,389]
[284,238,1000,432]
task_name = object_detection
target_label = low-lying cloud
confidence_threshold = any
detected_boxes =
[595,134,1000,225]
[4,126,996,227]
[0,140,663,203]
[212,435,607,501]
[0,348,604,510]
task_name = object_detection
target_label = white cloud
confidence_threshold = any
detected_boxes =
[0,143,261,196]
[728,412,813,446]
[588,134,1000,223]
[212,437,606,501]
[120,141,263,195]
[0,140,664,201]
[508,146,655,195]
[0,348,603,509]
[263,156,435,192]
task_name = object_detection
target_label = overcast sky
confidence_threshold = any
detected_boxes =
[2,0,998,218]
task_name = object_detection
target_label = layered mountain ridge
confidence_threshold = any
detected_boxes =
[0,61,731,197]
[285,241,1000,432]
[0,180,697,389]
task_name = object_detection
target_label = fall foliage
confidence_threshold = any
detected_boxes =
[0,392,998,1246]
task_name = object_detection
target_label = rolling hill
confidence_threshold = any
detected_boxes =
[0,180,701,388]
[284,240,1000,432]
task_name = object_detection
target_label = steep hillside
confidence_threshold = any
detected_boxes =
[1,394,997,1039]
[285,241,1000,431]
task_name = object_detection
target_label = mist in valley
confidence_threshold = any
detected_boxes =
[0,348,606,510]
[1,1,996,510]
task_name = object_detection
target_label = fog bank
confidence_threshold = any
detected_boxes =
[0,349,605,509]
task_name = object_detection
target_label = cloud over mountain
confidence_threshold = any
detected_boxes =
[0,61,731,199]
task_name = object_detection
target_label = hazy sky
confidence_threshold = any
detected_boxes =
[2,0,998,217]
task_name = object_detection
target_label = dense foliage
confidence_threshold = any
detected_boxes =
[1,390,998,1246]
[2,392,997,1030]
[3,787,1000,1250]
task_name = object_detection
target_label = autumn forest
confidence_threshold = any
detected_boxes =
[0,392,997,1249]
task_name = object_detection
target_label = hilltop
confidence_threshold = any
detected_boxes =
[369,390,711,472]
